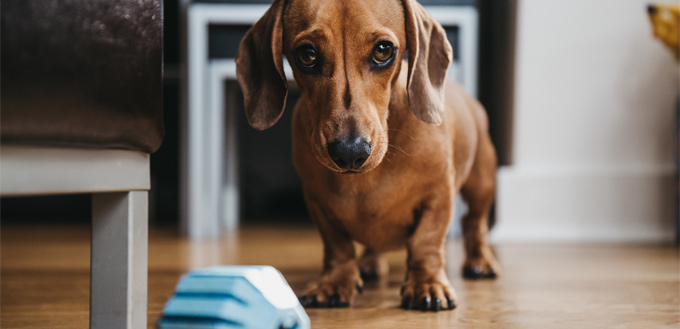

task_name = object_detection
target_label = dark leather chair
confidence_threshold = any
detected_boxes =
[1,0,163,328]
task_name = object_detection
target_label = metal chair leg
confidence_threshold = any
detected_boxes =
[91,191,148,329]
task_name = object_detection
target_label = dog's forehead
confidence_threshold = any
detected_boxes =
[283,0,405,42]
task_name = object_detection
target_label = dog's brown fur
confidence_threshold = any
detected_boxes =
[236,0,500,311]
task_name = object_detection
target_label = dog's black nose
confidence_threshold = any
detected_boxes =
[327,138,371,170]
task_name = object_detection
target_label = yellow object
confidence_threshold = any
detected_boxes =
[648,3,680,61]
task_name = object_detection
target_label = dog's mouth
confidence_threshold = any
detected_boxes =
[340,169,363,175]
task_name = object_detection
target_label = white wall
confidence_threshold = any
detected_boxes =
[493,0,679,243]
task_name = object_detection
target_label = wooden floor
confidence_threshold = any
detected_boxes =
[1,224,679,328]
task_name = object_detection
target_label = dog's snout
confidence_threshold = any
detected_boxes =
[327,138,371,170]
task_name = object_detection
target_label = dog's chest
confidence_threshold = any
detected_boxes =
[320,167,433,251]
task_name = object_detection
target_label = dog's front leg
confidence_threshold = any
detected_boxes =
[299,201,363,308]
[401,197,458,311]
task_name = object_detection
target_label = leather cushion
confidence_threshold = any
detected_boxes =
[1,0,164,153]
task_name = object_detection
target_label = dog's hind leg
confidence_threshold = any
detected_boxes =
[357,248,389,281]
[460,134,501,279]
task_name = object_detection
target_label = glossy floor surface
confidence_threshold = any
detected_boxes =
[2,225,679,328]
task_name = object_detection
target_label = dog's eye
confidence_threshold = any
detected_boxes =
[373,41,394,65]
[296,46,317,68]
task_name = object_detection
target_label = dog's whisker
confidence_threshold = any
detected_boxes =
[382,151,396,165]
[388,144,411,157]
[388,128,414,140]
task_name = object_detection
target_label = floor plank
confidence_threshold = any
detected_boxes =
[1,225,678,328]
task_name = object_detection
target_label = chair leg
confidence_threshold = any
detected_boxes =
[91,191,148,329]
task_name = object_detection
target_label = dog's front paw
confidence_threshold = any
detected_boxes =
[462,253,501,280]
[299,268,363,308]
[400,272,457,311]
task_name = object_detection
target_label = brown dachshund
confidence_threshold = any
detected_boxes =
[236,0,500,311]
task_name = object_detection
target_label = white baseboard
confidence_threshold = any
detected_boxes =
[491,165,676,243]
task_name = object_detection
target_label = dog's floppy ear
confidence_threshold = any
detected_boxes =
[402,0,453,125]
[235,0,288,130]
